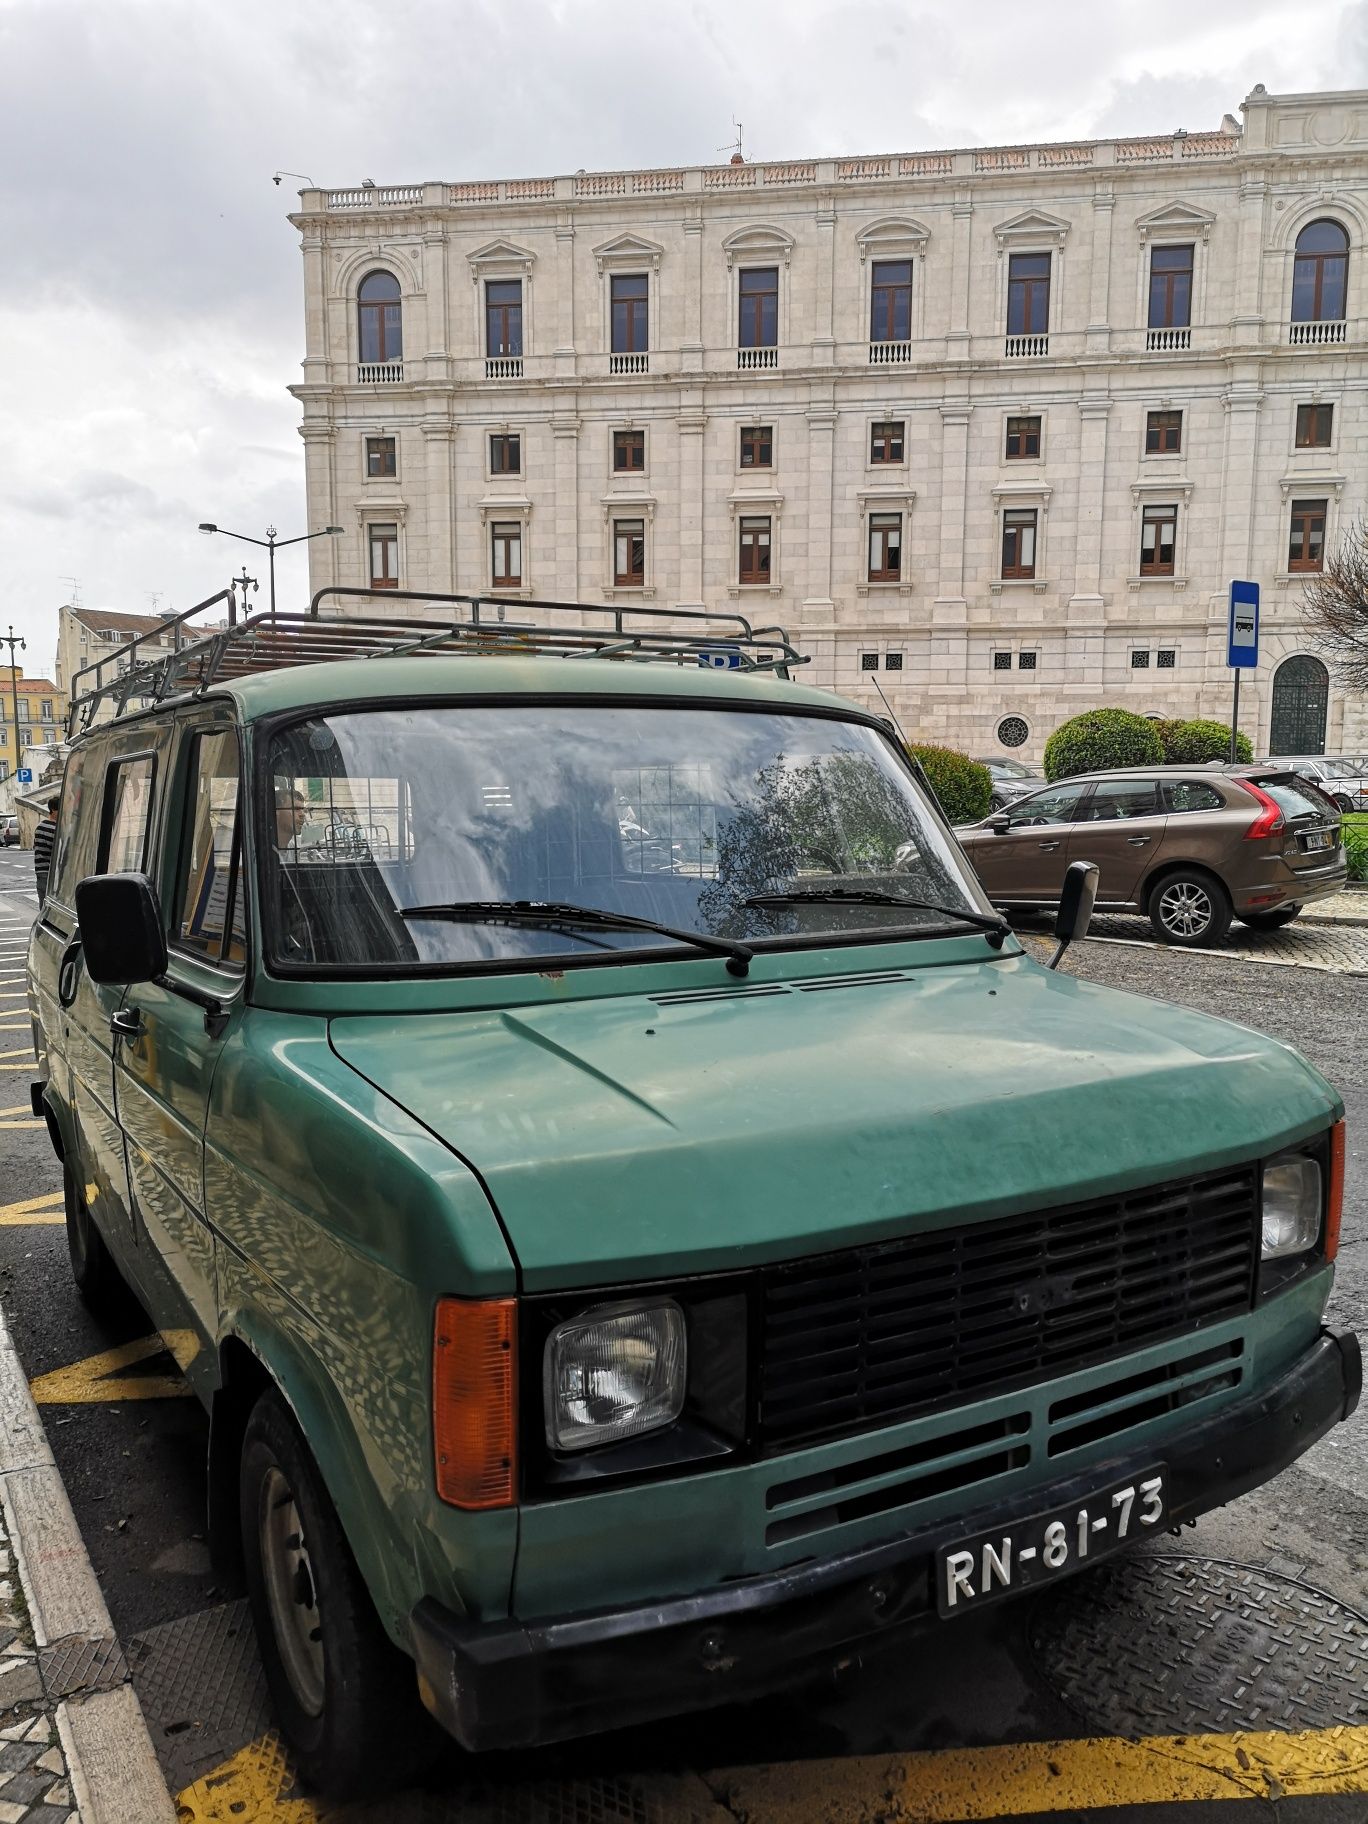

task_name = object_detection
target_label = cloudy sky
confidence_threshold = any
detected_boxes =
[3,0,1366,682]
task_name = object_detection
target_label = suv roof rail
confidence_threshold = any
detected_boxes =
[66,586,810,735]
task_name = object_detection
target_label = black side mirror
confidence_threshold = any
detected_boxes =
[986,812,1011,834]
[74,873,169,986]
[1048,861,1099,971]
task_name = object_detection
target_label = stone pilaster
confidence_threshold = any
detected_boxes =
[551,408,581,599]
[1069,397,1111,612]
[676,403,706,607]
[421,420,456,591]
[934,400,972,621]
[1086,192,1114,354]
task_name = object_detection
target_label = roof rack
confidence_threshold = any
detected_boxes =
[67,586,809,735]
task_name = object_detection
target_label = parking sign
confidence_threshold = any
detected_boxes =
[1227,581,1259,669]
[16,769,32,784]
[697,646,742,671]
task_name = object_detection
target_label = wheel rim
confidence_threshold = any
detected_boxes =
[1158,880,1213,939]
[259,1465,325,1718]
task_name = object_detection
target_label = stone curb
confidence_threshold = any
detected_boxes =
[0,1308,175,1824]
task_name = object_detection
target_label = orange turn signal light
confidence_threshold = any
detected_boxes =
[1325,1120,1346,1263]
[433,1297,517,1509]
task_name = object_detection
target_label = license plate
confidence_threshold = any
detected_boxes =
[936,1468,1167,1617]
[1303,830,1334,852]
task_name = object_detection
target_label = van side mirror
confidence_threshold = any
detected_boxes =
[986,812,1011,834]
[74,873,169,985]
[1047,861,1099,971]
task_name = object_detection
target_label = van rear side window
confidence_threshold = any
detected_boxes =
[100,755,157,873]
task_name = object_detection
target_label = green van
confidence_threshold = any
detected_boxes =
[27,593,1360,1797]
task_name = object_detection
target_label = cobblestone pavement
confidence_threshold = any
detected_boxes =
[0,1514,76,1824]
[1015,908,1368,973]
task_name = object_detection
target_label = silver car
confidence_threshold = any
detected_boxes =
[1259,757,1366,813]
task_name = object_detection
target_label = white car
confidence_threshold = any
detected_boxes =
[1258,757,1366,813]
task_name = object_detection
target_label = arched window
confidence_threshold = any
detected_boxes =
[1292,221,1348,323]
[357,271,402,364]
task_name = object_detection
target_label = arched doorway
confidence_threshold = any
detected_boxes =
[1269,655,1329,755]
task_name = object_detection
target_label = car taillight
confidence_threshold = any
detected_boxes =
[433,1297,517,1509]
[1241,781,1285,840]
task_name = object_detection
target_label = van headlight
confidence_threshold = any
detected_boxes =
[1261,1153,1322,1259]
[544,1300,686,1452]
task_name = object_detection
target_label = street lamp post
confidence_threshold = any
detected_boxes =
[197,523,343,617]
[1,625,25,787]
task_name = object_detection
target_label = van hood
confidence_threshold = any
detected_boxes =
[328,954,1338,1292]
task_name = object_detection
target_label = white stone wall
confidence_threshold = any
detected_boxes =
[292,89,1368,761]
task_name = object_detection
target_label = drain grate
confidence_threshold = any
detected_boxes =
[1031,1554,1368,1736]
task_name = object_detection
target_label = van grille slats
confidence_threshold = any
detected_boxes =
[757,1167,1258,1450]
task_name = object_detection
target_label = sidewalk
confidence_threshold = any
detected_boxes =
[1299,887,1368,927]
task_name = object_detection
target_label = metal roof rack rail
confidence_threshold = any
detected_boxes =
[67,586,809,734]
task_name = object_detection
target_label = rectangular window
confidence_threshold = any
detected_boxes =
[884,652,903,671]
[1157,648,1176,669]
[740,425,773,468]
[368,523,399,589]
[870,420,904,464]
[485,280,523,357]
[1296,403,1333,449]
[174,730,245,968]
[1146,410,1183,454]
[492,522,523,588]
[738,268,778,348]
[610,274,649,353]
[612,429,645,472]
[870,260,913,342]
[1007,252,1051,335]
[738,516,772,585]
[40,701,53,721]
[1001,508,1038,579]
[100,755,156,873]
[365,435,396,478]
[1131,649,1151,668]
[489,432,521,475]
[860,652,879,672]
[993,651,1012,671]
[1018,650,1037,671]
[1005,415,1041,460]
[867,513,902,582]
[1288,498,1328,572]
[1148,245,1193,329]
[1139,505,1177,576]
[613,518,645,587]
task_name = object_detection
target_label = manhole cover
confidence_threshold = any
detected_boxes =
[1031,1555,1368,1735]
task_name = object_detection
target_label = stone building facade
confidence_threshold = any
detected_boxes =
[290,86,1368,760]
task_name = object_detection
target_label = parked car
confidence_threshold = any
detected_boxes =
[26,596,1358,1797]
[0,814,18,846]
[974,756,1044,810]
[1255,756,1365,813]
[959,764,1346,945]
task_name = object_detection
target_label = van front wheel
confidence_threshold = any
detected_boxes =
[239,1389,441,1797]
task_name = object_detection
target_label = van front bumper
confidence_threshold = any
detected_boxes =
[410,1325,1361,1753]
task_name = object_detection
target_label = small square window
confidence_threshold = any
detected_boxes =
[1156,648,1176,669]
[1018,651,1037,671]
[365,435,396,478]
[885,651,904,671]
[613,429,645,472]
[871,420,905,464]
[1146,410,1182,455]
[490,433,521,475]
[740,425,772,468]
[860,652,879,672]
[993,651,1012,671]
[1131,649,1151,669]
[1005,415,1041,460]
[1295,403,1333,449]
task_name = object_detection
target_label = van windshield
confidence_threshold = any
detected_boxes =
[261,704,985,972]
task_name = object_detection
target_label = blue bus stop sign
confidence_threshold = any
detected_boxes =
[1227,581,1260,669]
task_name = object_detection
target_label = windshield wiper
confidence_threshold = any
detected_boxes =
[742,889,1010,948]
[399,899,753,976]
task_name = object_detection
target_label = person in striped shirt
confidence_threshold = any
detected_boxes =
[32,795,59,903]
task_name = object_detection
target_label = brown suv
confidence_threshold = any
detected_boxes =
[957,765,1346,946]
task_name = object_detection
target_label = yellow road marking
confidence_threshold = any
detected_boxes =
[177,1733,332,1821]
[0,1105,36,1118]
[0,1191,64,1224]
[713,1723,1368,1819]
[30,1333,194,1404]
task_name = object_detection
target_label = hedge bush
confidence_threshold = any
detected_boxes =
[1156,718,1253,765]
[1344,814,1368,884]
[908,744,993,825]
[1043,709,1164,782]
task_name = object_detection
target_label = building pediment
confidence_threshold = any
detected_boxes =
[721,223,795,267]
[592,232,665,272]
[855,216,931,261]
[1135,200,1217,244]
[993,208,1071,250]
[466,238,537,275]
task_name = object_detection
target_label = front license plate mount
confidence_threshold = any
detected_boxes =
[936,1467,1167,1617]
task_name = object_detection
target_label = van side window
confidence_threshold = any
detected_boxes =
[100,756,157,872]
[173,731,246,968]
[48,747,90,904]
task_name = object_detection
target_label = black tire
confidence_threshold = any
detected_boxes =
[1147,869,1232,947]
[64,1167,124,1311]
[1239,904,1302,931]
[1335,794,1354,812]
[239,1389,441,1797]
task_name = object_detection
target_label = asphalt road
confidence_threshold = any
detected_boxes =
[1,843,1365,1822]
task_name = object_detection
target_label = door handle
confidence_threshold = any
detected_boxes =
[1037,840,1061,851]
[110,1007,145,1044]
[1126,836,1153,846]
[58,940,84,1009]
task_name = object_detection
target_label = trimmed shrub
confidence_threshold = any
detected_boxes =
[908,744,993,826]
[1157,718,1253,765]
[1344,814,1368,884]
[1043,709,1164,782]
